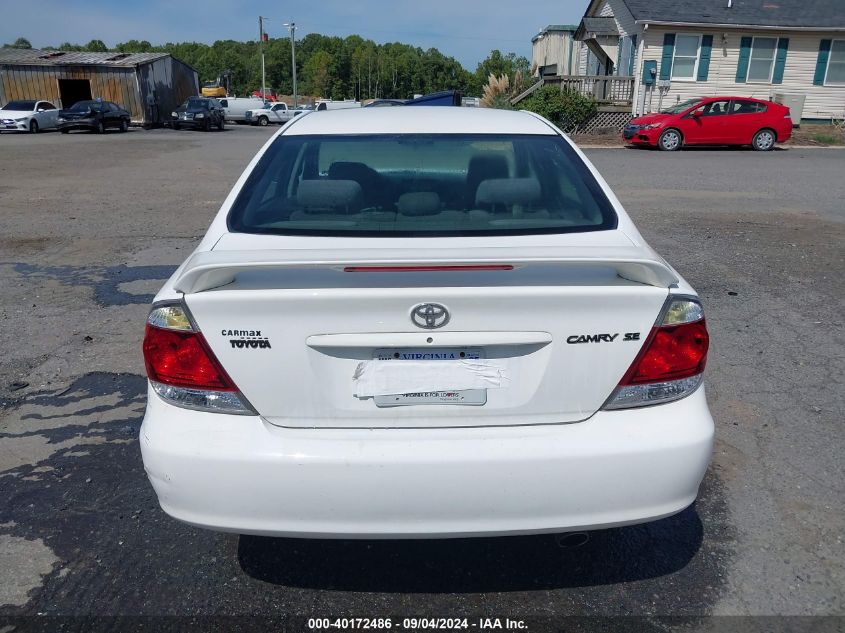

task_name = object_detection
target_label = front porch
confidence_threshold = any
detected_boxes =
[511,74,635,107]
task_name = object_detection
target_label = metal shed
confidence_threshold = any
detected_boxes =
[0,49,199,125]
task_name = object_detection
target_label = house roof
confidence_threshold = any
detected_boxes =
[532,24,578,42]
[0,49,171,67]
[620,0,845,29]
[581,17,620,35]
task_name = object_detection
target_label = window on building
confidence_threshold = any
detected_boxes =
[672,35,701,80]
[747,37,777,82]
[826,40,845,85]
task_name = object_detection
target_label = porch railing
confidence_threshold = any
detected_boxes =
[512,75,635,105]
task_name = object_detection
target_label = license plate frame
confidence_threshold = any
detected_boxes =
[372,348,487,407]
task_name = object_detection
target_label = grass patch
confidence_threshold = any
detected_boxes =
[809,132,845,145]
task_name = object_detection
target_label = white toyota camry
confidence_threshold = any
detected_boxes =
[141,107,714,538]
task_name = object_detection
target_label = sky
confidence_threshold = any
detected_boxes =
[0,0,587,69]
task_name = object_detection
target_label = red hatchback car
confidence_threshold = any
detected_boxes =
[623,96,792,151]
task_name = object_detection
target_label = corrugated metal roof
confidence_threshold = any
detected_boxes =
[620,0,845,28]
[0,49,170,67]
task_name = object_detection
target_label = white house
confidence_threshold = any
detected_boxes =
[575,0,845,123]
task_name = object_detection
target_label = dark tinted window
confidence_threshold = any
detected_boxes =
[228,134,617,237]
[730,100,766,114]
[68,101,100,112]
[2,100,37,111]
[37,102,56,110]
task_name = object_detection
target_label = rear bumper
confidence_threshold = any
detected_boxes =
[140,384,714,538]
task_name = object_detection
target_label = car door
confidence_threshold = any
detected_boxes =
[727,99,765,144]
[36,101,58,129]
[681,99,732,145]
[270,103,286,123]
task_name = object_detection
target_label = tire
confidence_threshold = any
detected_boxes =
[29,120,39,134]
[172,123,181,130]
[258,116,269,127]
[119,119,128,133]
[203,119,211,132]
[217,117,225,131]
[96,121,105,134]
[752,128,776,151]
[658,128,682,151]
[60,129,69,134]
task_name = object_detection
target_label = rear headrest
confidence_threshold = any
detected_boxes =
[296,179,362,212]
[475,178,541,206]
[397,192,440,216]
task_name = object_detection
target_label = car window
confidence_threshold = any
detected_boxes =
[730,100,766,114]
[2,100,37,111]
[220,99,228,107]
[699,100,731,116]
[659,98,702,115]
[37,102,57,111]
[228,134,617,237]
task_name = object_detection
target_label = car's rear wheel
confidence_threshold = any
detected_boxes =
[258,116,269,127]
[119,119,128,132]
[658,128,682,151]
[752,128,776,151]
[29,120,39,134]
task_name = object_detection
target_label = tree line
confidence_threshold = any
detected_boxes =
[3,36,531,100]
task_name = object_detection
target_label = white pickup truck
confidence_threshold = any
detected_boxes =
[245,102,303,126]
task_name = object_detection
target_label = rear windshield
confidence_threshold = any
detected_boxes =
[228,134,617,237]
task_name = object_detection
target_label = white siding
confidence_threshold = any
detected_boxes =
[604,0,638,38]
[639,26,845,120]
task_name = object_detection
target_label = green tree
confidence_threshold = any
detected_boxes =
[3,37,32,49]
[85,39,108,52]
[303,50,332,98]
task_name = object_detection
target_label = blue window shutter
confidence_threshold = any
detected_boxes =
[629,34,638,75]
[616,37,622,75]
[697,35,713,81]
[660,33,675,80]
[814,39,832,85]
[736,36,753,83]
[772,38,789,84]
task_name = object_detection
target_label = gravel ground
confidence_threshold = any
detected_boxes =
[0,125,842,631]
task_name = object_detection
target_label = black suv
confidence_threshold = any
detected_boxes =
[172,97,225,131]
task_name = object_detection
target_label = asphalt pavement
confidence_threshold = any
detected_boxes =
[0,125,842,630]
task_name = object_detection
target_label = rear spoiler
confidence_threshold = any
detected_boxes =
[173,247,679,294]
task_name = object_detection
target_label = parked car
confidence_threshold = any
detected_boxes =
[218,97,266,123]
[252,89,278,102]
[171,97,225,131]
[0,99,59,133]
[624,96,792,151]
[141,107,713,539]
[245,102,303,126]
[57,100,130,134]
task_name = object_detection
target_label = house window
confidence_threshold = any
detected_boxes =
[747,37,778,82]
[672,34,701,80]
[826,39,845,85]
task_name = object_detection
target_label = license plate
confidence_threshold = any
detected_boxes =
[372,348,486,407]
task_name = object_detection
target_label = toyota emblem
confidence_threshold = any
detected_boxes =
[410,303,450,329]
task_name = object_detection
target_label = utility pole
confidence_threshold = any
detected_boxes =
[259,16,267,101]
[284,22,297,108]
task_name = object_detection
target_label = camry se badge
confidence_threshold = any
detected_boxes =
[411,303,450,329]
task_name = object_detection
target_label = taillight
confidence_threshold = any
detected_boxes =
[603,297,709,410]
[142,303,254,415]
